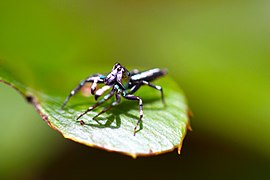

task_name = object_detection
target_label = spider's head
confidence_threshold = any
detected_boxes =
[104,63,130,86]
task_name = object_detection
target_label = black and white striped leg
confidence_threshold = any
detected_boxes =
[62,80,87,109]
[123,94,143,136]
[76,90,114,120]
[93,92,121,119]
[90,78,99,95]
[87,74,105,95]
[62,75,105,108]
[128,82,142,94]
[94,85,111,100]
[142,80,165,105]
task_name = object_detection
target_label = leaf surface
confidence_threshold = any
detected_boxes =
[0,65,190,158]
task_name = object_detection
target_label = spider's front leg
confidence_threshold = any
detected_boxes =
[123,94,143,136]
[93,92,121,119]
[76,87,114,120]
[62,74,105,108]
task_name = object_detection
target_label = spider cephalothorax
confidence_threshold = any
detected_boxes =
[62,63,167,135]
[104,63,130,86]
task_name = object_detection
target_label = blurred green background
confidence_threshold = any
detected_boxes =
[0,0,270,179]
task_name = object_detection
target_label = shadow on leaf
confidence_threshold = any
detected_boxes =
[70,96,164,132]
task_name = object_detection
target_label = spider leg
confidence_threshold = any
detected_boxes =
[93,92,121,119]
[76,89,114,120]
[62,74,105,108]
[128,80,165,104]
[128,82,142,94]
[142,80,165,105]
[94,85,111,100]
[123,94,143,136]
[116,81,126,90]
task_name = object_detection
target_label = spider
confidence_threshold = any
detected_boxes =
[62,63,167,136]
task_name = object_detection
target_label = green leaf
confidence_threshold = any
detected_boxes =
[0,65,190,158]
